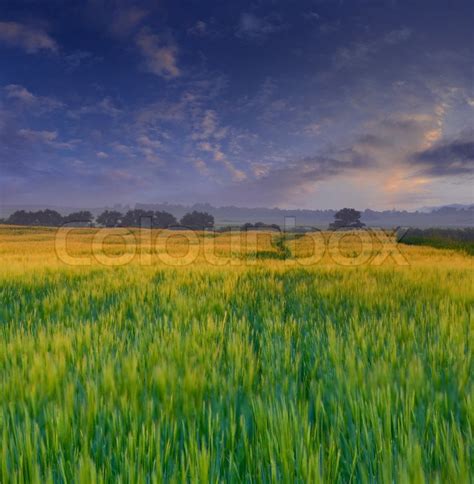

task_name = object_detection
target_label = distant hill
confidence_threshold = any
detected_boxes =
[418,204,474,213]
[1,203,472,228]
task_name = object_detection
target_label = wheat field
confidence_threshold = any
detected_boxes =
[0,226,472,482]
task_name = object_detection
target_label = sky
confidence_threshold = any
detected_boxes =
[0,0,473,210]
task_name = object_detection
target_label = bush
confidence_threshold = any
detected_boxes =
[96,210,123,227]
[63,211,93,226]
[153,211,177,228]
[180,211,214,229]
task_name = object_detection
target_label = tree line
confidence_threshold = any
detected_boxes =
[1,207,368,230]
[1,209,215,229]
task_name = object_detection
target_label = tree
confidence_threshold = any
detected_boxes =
[63,211,93,226]
[153,211,177,228]
[40,209,64,226]
[180,211,214,229]
[36,209,64,226]
[6,210,30,225]
[121,209,154,227]
[241,222,281,232]
[329,208,365,230]
[96,210,123,227]
[7,209,64,227]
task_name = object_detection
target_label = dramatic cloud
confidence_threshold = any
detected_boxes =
[412,136,474,177]
[1,0,472,208]
[232,153,370,205]
[331,112,446,200]
[241,107,462,205]
[136,30,180,78]
[0,21,58,53]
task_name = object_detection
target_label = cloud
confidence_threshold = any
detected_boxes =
[0,121,79,175]
[189,109,245,181]
[4,84,64,112]
[84,0,151,38]
[192,110,228,141]
[18,129,58,143]
[237,77,294,125]
[236,107,457,205]
[303,12,340,34]
[111,142,136,157]
[384,27,412,45]
[96,151,109,159]
[342,113,441,175]
[314,109,468,202]
[194,159,210,176]
[107,136,163,165]
[188,21,208,37]
[107,169,145,185]
[233,153,370,204]
[110,6,148,36]
[236,12,284,40]
[18,128,79,149]
[333,28,412,70]
[133,84,214,127]
[319,20,341,35]
[64,50,95,70]
[136,99,188,126]
[97,97,122,116]
[303,123,322,136]
[303,11,321,23]
[4,84,35,103]
[412,135,474,177]
[136,134,163,163]
[197,141,245,181]
[0,21,58,53]
[68,97,121,118]
[136,30,180,79]
[137,134,161,149]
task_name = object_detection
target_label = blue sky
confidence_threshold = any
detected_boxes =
[0,0,473,209]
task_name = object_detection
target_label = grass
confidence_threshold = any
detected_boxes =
[399,228,474,256]
[0,226,472,482]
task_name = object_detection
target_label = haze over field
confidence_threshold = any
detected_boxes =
[1,0,473,210]
[2,202,473,228]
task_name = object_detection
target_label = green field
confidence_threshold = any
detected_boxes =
[0,227,472,482]
[400,228,474,256]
